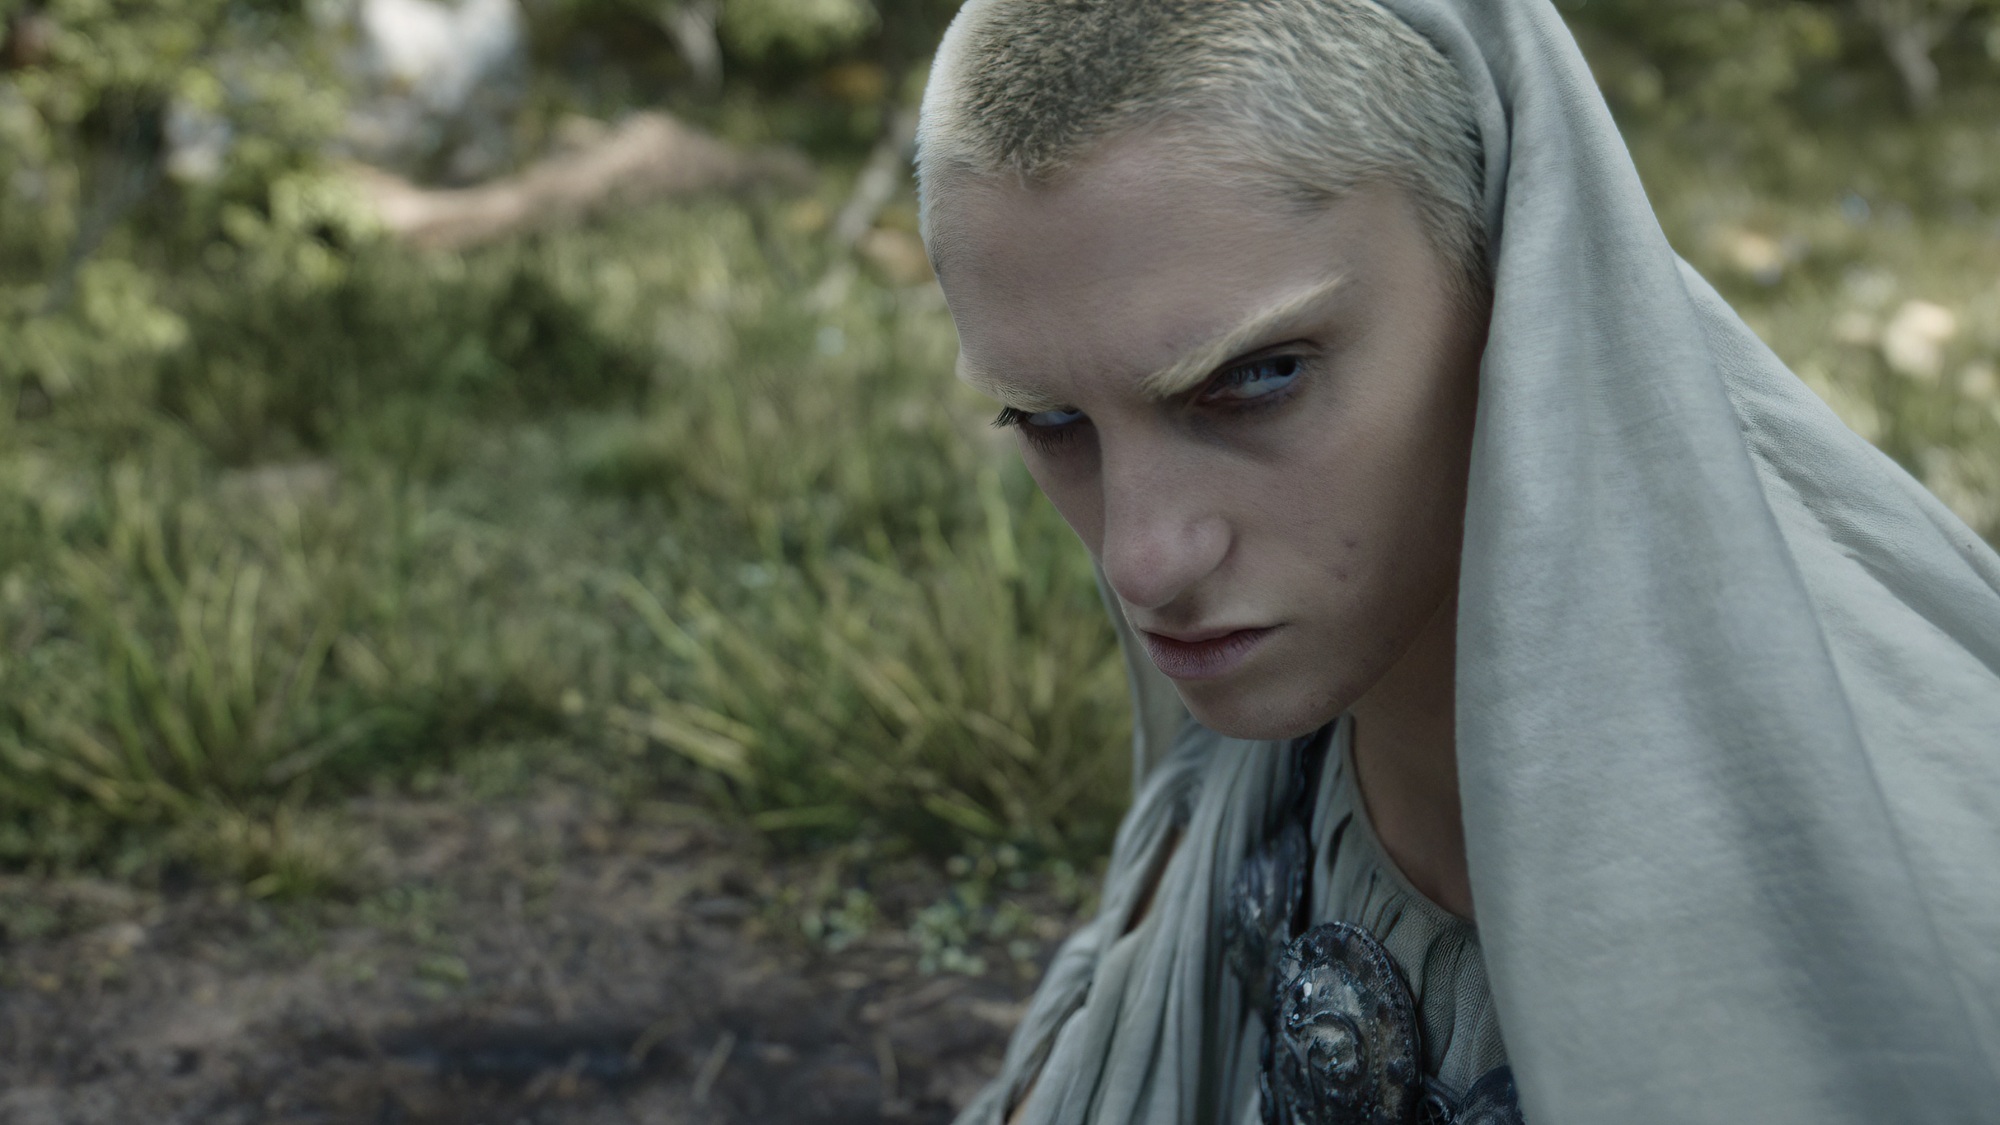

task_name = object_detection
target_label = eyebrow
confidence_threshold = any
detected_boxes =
[1137,274,1347,399]
[955,356,1072,413]
[955,274,1347,411]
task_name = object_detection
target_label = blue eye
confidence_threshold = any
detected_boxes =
[993,405,1088,450]
[1026,407,1085,427]
[993,404,1085,431]
[1201,356,1302,403]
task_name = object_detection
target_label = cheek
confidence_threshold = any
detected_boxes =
[1239,377,1465,598]
[1313,338,1475,539]
[1239,455,1361,587]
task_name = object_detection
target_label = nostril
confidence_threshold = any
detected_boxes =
[1101,516,1230,612]
[1105,565,1174,612]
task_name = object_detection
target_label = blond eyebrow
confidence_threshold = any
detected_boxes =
[954,273,1346,411]
[955,355,1071,413]
[1137,274,1346,400]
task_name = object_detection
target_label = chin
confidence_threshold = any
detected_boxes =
[1174,678,1344,743]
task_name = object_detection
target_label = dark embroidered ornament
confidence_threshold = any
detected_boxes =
[1264,922,1423,1125]
[1222,813,1310,1001]
[1225,732,1526,1125]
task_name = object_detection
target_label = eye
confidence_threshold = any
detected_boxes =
[993,405,1089,450]
[1197,355,1303,405]
[1025,407,1085,427]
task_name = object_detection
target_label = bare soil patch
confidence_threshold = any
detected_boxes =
[0,788,1070,1124]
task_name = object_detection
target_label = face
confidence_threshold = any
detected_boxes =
[926,128,1488,740]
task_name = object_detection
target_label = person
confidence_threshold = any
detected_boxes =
[912,0,2000,1122]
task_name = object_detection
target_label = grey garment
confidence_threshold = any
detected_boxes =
[953,720,1278,1125]
[1388,0,2000,1119]
[943,0,2000,1121]
[1222,719,1510,1122]
[1302,720,1507,1099]
[955,720,1508,1125]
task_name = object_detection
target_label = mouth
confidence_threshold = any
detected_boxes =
[1137,626,1277,682]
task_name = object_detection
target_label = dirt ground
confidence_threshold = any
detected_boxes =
[0,787,1076,1124]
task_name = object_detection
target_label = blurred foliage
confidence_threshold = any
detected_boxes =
[0,180,1130,890]
[613,488,1125,855]
[716,0,877,61]
[1563,0,2000,119]
[1582,0,2000,533]
[0,0,1996,894]
[0,0,342,267]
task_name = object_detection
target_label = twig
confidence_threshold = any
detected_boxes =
[626,1013,676,1068]
[503,880,573,1022]
[874,1029,902,1114]
[832,105,919,249]
[660,0,721,91]
[690,1030,736,1104]
[352,112,811,251]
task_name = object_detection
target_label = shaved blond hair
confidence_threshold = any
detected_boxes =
[917,0,1487,291]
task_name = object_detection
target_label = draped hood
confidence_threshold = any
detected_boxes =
[948,1,2000,1121]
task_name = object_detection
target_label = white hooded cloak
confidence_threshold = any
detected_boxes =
[942,0,2000,1121]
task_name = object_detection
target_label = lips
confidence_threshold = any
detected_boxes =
[1137,626,1276,681]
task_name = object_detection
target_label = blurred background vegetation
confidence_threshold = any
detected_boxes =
[0,0,1996,898]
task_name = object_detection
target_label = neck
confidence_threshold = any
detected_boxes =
[1347,591,1472,920]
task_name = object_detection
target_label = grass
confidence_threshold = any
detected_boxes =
[613,488,1126,855]
[0,445,596,884]
[0,67,1995,898]
[0,184,1131,893]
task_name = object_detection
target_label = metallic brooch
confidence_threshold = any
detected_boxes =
[1221,732,1525,1124]
[1256,921,1522,1125]
[1261,921,1423,1125]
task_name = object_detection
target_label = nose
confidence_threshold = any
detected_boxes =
[1096,444,1229,612]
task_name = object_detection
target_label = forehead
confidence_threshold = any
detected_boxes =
[930,134,1309,317]
[926,132,1421,400]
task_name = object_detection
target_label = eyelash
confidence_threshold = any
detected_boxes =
[992,405,1085,452]
[991,353,1310,452]
[1200,354,1306,408]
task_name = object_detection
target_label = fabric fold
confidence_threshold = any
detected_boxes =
[948,1,2000,1121]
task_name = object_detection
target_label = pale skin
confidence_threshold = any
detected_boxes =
[925,126,1486,1114]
